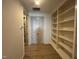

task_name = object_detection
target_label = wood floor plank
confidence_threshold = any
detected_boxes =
[23,44,62,59]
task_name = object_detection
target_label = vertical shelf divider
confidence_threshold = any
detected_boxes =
[72,5,77,59]
[57,9,59,48]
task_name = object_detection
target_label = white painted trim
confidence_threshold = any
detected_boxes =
[20,54,25,59]
[2,56,7,59]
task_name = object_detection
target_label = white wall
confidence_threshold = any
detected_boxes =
[3,0,24,59]
[44,14,51,44]
[28,11,51,45]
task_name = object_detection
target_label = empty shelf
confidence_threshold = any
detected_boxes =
[50,39,71,59]
[58,42,72,54]
[58,18,74,24]
[52,37,57,42]
[58,28,74,31]
[58,6,74,16]
[58,35,73,43]
[52,33,57,36]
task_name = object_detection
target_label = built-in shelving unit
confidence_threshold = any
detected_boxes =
[51,0,76,59]
[24,15,28,45]
[51,10,58,47]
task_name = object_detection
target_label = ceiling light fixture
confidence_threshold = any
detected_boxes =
[35,0,40,6]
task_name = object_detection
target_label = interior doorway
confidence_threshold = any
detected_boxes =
[31,16,44,44]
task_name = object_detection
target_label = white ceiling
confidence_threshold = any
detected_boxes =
[20,0,66,14]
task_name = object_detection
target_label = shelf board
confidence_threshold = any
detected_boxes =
[58,42,72,54]
[58,35,73,43]
[52,33,57,36]
[50,39,71,59]
[58,48,71,59]
[52,37,57,42]
[52,28,57,31]
[52,23,57,25]
[58,17,74,24]
[58,27,74,31]
[58,6,74,16]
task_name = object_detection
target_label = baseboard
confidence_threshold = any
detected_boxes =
[20,53,25,59]
[2,56,7,59]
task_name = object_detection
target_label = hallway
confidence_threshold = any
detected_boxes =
[23,44,61,59]
[3,0,76,59]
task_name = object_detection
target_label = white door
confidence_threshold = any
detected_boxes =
[31,16,44,44]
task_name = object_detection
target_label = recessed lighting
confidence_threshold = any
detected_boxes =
[35,0,40,6]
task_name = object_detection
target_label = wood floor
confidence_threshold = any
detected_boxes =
[23,44,62,59]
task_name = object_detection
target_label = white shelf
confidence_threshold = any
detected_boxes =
[58,6,74,16]
[59,42,72,54]
[52,33,57,36]
[58,17,74,24]
[58,48,71,59]
[58,35,73,43]
[52,37,57,42]
[50,39,71,59]
[58,27,74,31]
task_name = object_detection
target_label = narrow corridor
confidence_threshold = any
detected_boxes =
[23,44,61,59]
[3,0,76,59]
